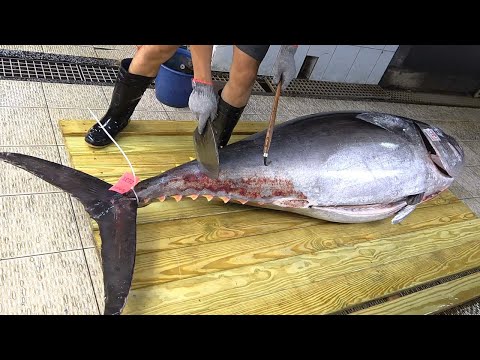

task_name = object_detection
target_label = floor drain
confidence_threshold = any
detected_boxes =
[332,266,480,315]
[264,76,391,100]
[256,77,274,93]
[385,89,480,108]
[79,64,118,84]
[211,72,268,94]
[0,55,119,86]
[0,57,85,82]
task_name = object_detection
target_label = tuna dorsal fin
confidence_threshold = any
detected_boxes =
[356,112,421,144]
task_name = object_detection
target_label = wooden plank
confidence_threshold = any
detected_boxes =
[122,219,480,314]
[134,197,472,252]
[352,271,480,315]
[91,194,473,251]
[125,202,476,288]
[91,191,473,255]
[212,240,480,315]
[59,120,267,137]
[65,135,202,157]
[128,209,321,253]
[63,134,247,175]
[68,153,196,167]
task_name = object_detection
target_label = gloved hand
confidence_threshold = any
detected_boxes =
[272,45,298,91]
[188,79,218,134]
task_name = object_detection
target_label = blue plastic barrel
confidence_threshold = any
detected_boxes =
[155,47,194,108]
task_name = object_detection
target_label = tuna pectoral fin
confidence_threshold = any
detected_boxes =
[391,192,425,224]
[0,152,138,315]
[293,201,407,223]
[391,205,417,224]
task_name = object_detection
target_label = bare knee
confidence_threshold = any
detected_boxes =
[228,64,258,94]
[226,46,261,99]
[130,45,180,77]
[221,61,259,107]
[140,45,179,60]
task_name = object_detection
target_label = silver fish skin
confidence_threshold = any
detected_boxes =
[134,111,463,223]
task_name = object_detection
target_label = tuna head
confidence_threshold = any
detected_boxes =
[356,111,465,180]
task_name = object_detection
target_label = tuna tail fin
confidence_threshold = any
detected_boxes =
[0,152,137,315]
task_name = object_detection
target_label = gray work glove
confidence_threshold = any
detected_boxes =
[188,79,218,134]
[272,45,298,91]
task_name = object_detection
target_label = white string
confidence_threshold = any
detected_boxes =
[87,108,139,204]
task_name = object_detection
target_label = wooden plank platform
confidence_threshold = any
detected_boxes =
[60,119,480,315]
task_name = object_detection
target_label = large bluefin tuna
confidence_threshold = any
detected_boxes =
[0,111,465,315]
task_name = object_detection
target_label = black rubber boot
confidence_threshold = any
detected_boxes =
[84,58,155,147]
[211,90,246,148]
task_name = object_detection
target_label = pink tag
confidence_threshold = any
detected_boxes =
[422,128,440,142]
[109,172,140,194]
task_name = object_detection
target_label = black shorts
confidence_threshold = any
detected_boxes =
[235,45,270,62]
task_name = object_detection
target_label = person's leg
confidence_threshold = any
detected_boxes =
[222,45,268,107]
[85,45,180,147]
[211,45,269,147]
[128,45,179,77]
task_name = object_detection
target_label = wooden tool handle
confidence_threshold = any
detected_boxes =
[263,80,282,162]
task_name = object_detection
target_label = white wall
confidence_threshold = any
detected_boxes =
[211,45,399,85]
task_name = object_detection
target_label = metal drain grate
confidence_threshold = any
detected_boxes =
[78,64,118,84]
[0,57,84,82]
[386,89,480,108]
[263,76,480,109]
[264,76,391,100]
[0,56,119,86]
[332,266,480,315]
[212,72,268,94]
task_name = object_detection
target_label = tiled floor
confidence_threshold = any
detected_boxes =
[0,46,479,315]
